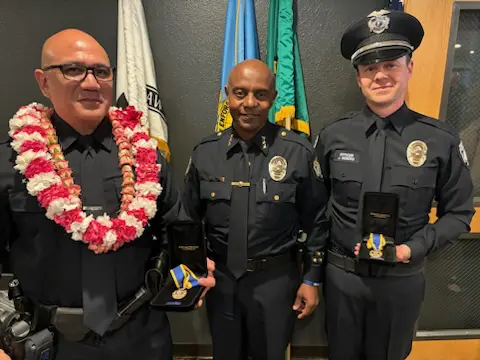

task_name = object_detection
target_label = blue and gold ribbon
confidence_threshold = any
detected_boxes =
[366,233,386,259]
[366,233,386,251]
[170,264,200,290]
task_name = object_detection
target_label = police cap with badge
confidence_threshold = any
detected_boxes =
[341,9,424,66]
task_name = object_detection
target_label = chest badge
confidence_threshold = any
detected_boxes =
[269,156,287,181]
[406,140,428,167]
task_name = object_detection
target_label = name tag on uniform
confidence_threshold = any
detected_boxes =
[82,205,103,212]
[333,150,359,163]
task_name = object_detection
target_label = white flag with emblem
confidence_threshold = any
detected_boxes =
[116,0,170,161]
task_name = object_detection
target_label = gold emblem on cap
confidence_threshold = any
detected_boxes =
[313,157,322,178]
[367,11,390,34]
[172,288,187,300]
[269,156,287,181]
[406,140,428,167]
[368,9,390,17]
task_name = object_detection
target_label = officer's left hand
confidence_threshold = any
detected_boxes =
[292,283,319,319]
[0,349,11,360]
[195,257,216,309]
[395,244,411,263]
[354,243,411,263]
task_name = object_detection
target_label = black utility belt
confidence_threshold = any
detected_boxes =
[246,251,294,272]
[36,287,152,342]
[327,249,424,277]
[211,250,295,273]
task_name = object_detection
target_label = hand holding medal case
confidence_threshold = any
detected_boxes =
[358,192,399,263]
[150,220,207,311]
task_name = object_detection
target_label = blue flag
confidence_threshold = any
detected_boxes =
[216,0,260,132]
[388,0,404,11]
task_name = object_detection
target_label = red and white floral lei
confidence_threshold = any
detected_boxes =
[9,103,162,254]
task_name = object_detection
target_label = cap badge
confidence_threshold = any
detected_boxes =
[368,11,390,34]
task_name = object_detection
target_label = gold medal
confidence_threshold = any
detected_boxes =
[369,250,383,259]
[172,289,187,300]
[269,156,287,181]
[406,140,427,167]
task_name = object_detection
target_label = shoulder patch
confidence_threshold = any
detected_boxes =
[313,156,323,179]
[458,141,469,167]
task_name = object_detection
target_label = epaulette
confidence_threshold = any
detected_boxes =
[0,136,11,145]
[413,111,459,141]
[278,128,314,154]
[193,129,230,151]
[320,111,359,132]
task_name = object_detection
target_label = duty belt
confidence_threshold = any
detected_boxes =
[327,243,424,277]
[210,250,294,273]
[35,287,152,342]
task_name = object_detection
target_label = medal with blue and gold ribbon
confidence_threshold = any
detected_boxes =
[366,233,386,259]
[170,264,200,300]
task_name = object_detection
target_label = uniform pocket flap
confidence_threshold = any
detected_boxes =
[200,181,232,201]
[256,182,296,203]
[8,190,43,212]
[391,166,437,189]
[330,162,363,182]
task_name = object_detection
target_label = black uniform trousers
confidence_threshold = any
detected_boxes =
[323,263,425,360]
[206,261,300,360]
[53,306,172,360]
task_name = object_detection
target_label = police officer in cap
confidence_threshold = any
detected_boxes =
[182,58,329,360]
[314,10,475,360]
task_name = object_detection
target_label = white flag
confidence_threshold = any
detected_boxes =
[116,0,170,161]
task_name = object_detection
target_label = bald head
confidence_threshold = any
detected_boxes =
[41,29,110,67]
[225,59,277,140]
[228,59,275,91]
[34,28,113,136]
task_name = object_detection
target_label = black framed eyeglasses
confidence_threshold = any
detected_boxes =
[42,63,116,82]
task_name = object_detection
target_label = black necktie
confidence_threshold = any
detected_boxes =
[365,118,388,192]
[357,118,388,234]
[226,141,250,279]
[79,135,117,336]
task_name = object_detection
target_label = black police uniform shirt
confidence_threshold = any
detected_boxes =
[182,121,329,283]
[0,112,179,307]
[315,104,475,263]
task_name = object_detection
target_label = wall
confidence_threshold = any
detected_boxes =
[0,0,385,347]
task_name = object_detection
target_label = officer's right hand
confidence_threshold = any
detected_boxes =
[0,349,11,360]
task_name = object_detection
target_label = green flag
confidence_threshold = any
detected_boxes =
[266,0,310,137]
